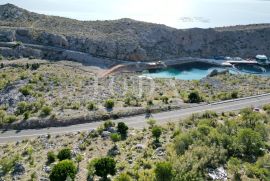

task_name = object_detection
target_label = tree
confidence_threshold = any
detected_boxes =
[115,173,132,181]
[49,160,77,181]
[235,128,264,158]
[57,148,72,161]
[154,162,173,181]
[188,91,201,103]
[152,126,162,142]
[104,99,115,109]
[117,122,128,138]
[94,157,116,179]
[47,151,56,164]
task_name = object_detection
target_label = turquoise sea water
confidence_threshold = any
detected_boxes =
[143,67,234,80]
[143,64,270,80]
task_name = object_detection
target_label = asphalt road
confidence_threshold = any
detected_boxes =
[1,93,270,143]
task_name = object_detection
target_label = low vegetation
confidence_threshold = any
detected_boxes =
[0,105,270,180]
[1,59,270,128]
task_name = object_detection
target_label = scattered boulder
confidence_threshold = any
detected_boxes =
[12,162,25,176]
[107,127,117,133]
[43,165,51,173]
[208,69,229,77]
[101,131,111,138]
[135,144,144,150]
[108,145,120,156]
[208,167,227,180]
[155,147,165,156]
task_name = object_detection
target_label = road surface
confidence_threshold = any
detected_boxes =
[1,93,270,143]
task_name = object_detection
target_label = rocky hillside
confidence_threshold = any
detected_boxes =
[0,3,270,61]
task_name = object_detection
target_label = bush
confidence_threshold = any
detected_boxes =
[154,162,173,181]
[0,155,20,175]
[115,173,132,181]
[188,91,202,103]
[40,106,52,117]
[49,160,77,181]
[19,85,32,96]
[0,110,6,123]
[16,101,30,115]
[94,157,116,179]
[31,63,40,70]
[161,96,169,104]
[147,118,156,128]
[117,122,129,138]
[57,148,72,161]
[231,91,238,99]
[152,126,162,142]
[104,120,115,129]
[110,133,121,143]
[47,151,56,164]
[174,133,193,155]
[87,102,96,111]
[104,99,115,109]
[234,128,264,158]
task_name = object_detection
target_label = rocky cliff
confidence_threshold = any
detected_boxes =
[0,3,270,62]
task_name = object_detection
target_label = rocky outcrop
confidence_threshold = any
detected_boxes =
[0,4,270,62]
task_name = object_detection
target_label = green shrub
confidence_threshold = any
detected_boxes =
[115,173,132,181]
[154,162,173,181]
[49,160,77,181]
[231,91,238,99]
[161,96,169,104]
[104,99,115,109]
[57,148,72,161]
[0,110,6,123]
[19,85,32,96]
[104,120,115,129]
[188,91,202,103]
[234,128,264,158]
[152,126,162,142]
[31,63,40,70]
[174,133,193,155]
[110,133,121,143]
[40,106,52,117]
[117,122,129,138]
[147,118,156,128]
[71,102,80,110]
[47,151,56,164]
[87,102,96,111]
[0,154,20,175]
[16,101,30,115]
[23,111,30,120]
[94,157,116,179]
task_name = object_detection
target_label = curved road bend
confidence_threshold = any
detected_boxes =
[1,94,270,143]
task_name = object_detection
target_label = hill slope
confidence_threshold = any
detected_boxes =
[0,3,270,61]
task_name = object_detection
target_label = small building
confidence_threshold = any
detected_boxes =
[256,55,268,64]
